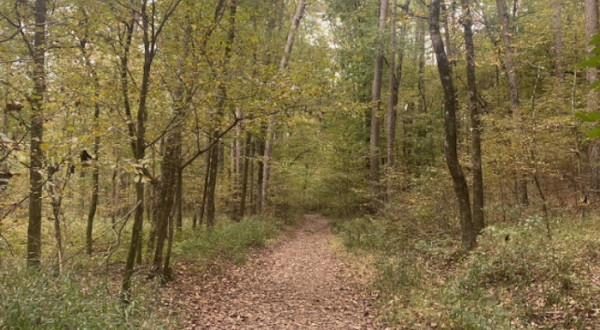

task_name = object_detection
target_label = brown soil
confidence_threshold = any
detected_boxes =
[177,215,383,330]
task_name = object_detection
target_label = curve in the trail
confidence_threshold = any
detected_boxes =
[181,214,383,330]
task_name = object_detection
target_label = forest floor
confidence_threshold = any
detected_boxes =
[167,214,384,330]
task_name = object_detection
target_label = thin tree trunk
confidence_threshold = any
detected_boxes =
[369,0,388,197]
[430,0,476,251]
[206,140,219,228]
[175,166,183,230]
[27,0,47,268]
[80,34,102,256]
[261,0,307,212]
[248,141,255,215]
[496,0,528,205]
[551,0,563,79]
[386,0,398,202]
[256,131,265,214]
[461,0,485,233]
[199,152,211,225]
[386,0,409,201]
[239,132,252,219]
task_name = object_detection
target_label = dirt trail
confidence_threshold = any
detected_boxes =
[180,215,382,330]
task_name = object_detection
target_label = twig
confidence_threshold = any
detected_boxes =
[60,201,140,266]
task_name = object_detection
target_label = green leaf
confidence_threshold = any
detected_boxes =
[585,126,600,138]
[575,111,600,122]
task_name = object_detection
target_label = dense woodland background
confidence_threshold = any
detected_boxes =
[2,0,600,328]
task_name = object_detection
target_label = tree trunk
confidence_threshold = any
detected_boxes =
[206,139,219,228]
[256,137,265,214]
[551,0,563,79]
[248,141,255,215]
[386,0,398,202]
[199,152,211,225]
[461,0,485,233]
[27,0,47,268]
[430,0,476,251]
[496,0,528,205]
[152,134,179,274]
[586,0,600,191]
[261,0,307,212]
[80,35,102,256]
[369,0,388,196]
[386,0,410,201]
[239,132,253,219]
[175,166,183,231]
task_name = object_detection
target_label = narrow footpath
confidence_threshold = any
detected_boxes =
[179,215,383,330]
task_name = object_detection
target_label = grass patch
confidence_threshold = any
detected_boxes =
[0,269,170,329]
[175,217,281,269]
[332,214,600,329]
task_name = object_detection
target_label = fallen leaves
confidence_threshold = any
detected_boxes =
[167,215,383,329]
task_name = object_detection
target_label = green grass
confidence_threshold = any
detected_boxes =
[0,269,170,330]
[175,217,281,267]
[332,213,600,329]
[0,215,288,329]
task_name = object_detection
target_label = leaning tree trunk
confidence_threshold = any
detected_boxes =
[27,0,47,268]
[369,0,388,198]
[496,0,528,205]
[199,152,211,225]
[461,0,485,233]
[430,0,476,251]
[585,0,600,191]
[261,0,307,212]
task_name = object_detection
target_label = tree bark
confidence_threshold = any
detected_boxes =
[585,0,600,191]
[256,133,265,214]
[551,0,563,79]
[27,0,47,268]
[261,0,307,212]
[369,0,388,196]
[199,151,211,225]
[496,0,528,205]
[175,166,183,230]
[430,0,476,251]
[461,0,485,233]
[239,132,252,219]
[123,0,184,297]
[206,140,219,228]
[80,32,102,255]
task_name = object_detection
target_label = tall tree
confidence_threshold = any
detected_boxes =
[461,0,485,232]
[585,0,600,191]
[26,0,48,267]
[496,0,528,205]
[369,0,388,197]
[121,0,183,299]
[386,0,410,201]
[79,16,102,255]
[430,0,476,250]
[551,0,563,79]
[261,0,307,212]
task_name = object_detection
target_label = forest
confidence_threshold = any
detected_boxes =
[1,0,600,329]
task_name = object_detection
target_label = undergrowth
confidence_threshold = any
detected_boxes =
[332,213,600,329]
[0,269,169,329]
[0,216,288,329]
[175,217,282,267]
